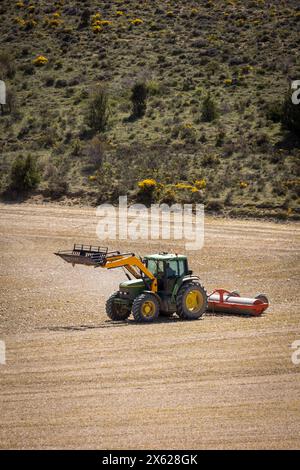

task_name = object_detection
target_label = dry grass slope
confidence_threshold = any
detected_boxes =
[0,0,300,219]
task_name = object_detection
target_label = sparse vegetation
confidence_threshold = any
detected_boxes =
[0,0,299,219]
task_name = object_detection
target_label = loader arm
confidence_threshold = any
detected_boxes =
[54,245,158,293]
[102,254,158,293]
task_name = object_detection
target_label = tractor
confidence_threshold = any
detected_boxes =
[55,245,207,322]
[55,244,269,322]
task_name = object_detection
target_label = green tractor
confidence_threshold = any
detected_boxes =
[106,252,207,323]
[55,246,207,323]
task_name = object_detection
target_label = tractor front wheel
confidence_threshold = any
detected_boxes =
[106,292,131,321]
[176,282,207,320]
[132,293,160,323]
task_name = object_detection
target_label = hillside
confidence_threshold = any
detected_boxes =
[0,0,299,219]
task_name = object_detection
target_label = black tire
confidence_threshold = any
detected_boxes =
[176,282,207,320]
[132,293,160,323]
[106,291,131,321]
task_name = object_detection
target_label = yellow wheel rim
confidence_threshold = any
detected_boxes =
[142,300,156,318]
[185,290,203,312]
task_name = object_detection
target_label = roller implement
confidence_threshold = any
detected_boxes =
[55,244,269,322]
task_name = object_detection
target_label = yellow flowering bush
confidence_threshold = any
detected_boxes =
[175,183,194,190]
[116,11,124,16]
[50,19,63,27]
[195,179,207,190]
[92,25,102,33]
[137,179,158,204]
[32,55,48,66]
[224,78,233,86]
[26,18,37,28]
[138,179,157,189]
[16,2,24,8]
[240,65,254,75]
[14,17,26,27]
[240,181,248,189]
[92,13,101,22]
[130,18,143,25]
[99,20,112,26]
[53,11,61,18]
[15,16,37,29]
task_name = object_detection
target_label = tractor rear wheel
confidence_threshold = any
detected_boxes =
[176,282,207,320]
[132,293,159,323]
[106,291,131,321]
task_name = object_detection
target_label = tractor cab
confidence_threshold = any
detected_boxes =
[144,253,190,293]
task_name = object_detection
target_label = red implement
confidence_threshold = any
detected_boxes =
[207,289,269,316]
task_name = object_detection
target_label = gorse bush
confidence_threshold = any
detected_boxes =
[137,178,157,204]
[131,82,148,118]
[85,85,110,133]
[9,154,40,192]
[32,55,48,66]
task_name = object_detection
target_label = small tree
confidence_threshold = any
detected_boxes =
[131,81,148,118]
[78,9,91,29]
[281,88,300,135]
[201,93,218,122]
[86,85,109,133]
[10,154,40,192]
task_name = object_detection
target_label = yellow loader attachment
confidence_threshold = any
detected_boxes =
[55,244,157,293]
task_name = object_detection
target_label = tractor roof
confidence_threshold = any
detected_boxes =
[144,253,187,261]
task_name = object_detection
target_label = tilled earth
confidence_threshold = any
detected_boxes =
[0,203,299,449]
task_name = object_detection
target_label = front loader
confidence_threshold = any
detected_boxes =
[55,244,207,322]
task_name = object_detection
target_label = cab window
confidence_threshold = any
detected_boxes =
[165,260,178,277]
[146,259,157,275]
[146,259,164,276]
[178,260,186,276]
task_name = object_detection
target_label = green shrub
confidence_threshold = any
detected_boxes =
[78,9,91,29]
[266,101,283,123]
[206,199,224,212]
[131,82,148,118]
[9,154,40,192]
[85,85,110,133]
[0,51,16,79]
[281,89,300,134]
[201,93,218,122]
